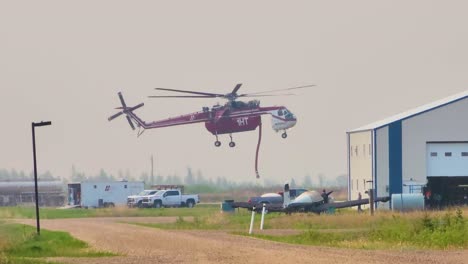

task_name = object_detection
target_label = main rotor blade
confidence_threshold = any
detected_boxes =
[126,116,135,130]
[238,93,296,97]
[118,92,127,108]
[231,83,242,94]
[240,84,315,96]
[108,111,123,121]
[155,88,223,97]
[148,95,217,98]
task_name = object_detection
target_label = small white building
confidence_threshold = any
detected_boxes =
[68,181,144,207]
[347,91,468,208]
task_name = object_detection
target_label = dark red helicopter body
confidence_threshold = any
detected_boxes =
[109,84,309,146]
[108,83,311,177]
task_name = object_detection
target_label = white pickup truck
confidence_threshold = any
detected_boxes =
[140,189,200,208]
[127,189,159,208]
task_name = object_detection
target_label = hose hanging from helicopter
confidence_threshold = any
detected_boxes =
[255,119,262,178]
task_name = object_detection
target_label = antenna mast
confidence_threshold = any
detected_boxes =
[151,154,154,185]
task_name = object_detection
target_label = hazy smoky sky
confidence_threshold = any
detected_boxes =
[1,1,468,184]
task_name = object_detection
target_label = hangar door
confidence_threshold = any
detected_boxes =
[426,142,468,176]
[426,142,468,207]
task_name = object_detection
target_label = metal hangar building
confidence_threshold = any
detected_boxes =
[347,91,468,208]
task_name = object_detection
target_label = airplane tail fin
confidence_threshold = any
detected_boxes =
[108,92,145,130]
[283,183,290,208]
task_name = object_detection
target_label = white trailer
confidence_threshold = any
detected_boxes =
[68,181,144,208]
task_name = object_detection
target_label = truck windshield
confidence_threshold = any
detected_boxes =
[138,190,155,195]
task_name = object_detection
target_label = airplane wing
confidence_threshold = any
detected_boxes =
[231,202,284,212]
[306,196,390,213]
[232,196,390,214]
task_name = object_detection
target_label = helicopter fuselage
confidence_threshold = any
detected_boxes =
[205,113,261,135]
[127,101,297,137]
[205,104,297,135]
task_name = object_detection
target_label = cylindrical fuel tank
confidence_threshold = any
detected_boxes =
[391,193,425,212]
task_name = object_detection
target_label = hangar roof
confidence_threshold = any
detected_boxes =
[349,90,468,133]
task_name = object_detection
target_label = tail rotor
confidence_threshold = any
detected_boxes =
[108,92,144,130]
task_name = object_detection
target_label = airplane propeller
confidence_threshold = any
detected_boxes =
[108,92,144,130]
[149,84,315,101]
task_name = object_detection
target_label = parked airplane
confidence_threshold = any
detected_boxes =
[232,184,390,214]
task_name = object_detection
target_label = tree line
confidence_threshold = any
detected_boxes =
[0,166,347,190]
[0,169,58,181]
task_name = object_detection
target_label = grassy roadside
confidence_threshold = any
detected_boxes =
[264,209,467,249]
[0,221,115,264]
[136,208,468,250]
[248,210,467,249]
[134,209,257,230]
[0,204,219,219]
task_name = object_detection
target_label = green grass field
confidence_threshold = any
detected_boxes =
[133,207,468,250]
[0,204,219,219]
[248,209,467,249]
[0,220,115,264]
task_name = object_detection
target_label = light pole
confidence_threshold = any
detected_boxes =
[32,121,52,235]
[151,154,154,185]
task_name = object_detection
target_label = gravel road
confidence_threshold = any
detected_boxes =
[14,217,467,264]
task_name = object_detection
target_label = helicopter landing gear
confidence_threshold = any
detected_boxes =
[281,131,288,139]
[229,134,236,148]
[214,133,221,147]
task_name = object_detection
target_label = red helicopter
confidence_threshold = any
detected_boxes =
[108,84,312,177]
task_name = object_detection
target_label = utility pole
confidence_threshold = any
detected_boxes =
[32,121,52,236]
[151,154,154,185]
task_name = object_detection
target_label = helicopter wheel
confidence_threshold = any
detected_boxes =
[228,134,236,148]
[214,141,221,147]
[281,132,288,139]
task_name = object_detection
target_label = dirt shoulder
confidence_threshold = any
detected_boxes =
[14,217,468,264]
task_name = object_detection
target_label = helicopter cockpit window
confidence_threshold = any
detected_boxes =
[278,109,284,116]
[283,109,295,119]
[247,100,260,108]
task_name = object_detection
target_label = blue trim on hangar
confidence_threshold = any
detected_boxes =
[373,129,378,200]
[388,121,402,196]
